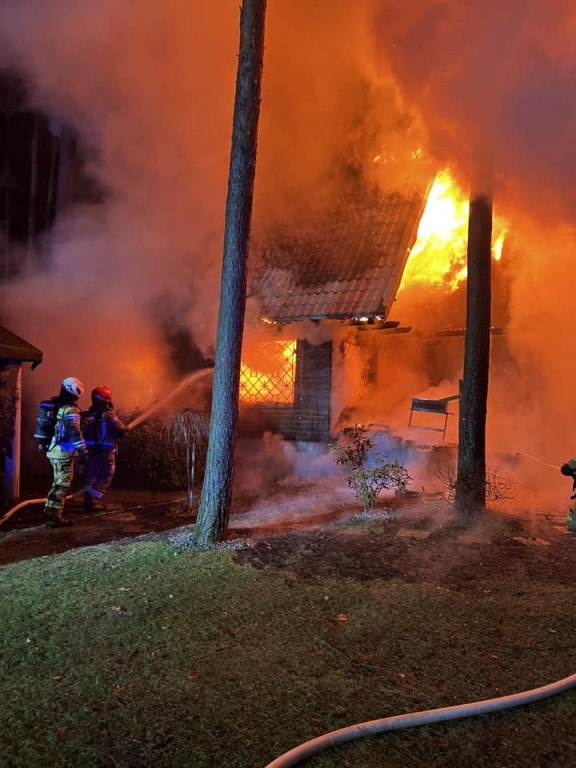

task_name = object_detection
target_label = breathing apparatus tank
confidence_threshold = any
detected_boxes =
[33,398,58,451]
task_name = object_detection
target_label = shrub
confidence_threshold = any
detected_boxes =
[165,408,210,510]
[117,410,207,491]
[331,425,411,513]
[434,463,517,503]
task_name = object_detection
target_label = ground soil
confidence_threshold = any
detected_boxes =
[1,482,574,593]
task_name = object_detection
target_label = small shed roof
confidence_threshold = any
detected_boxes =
[252,186,429,324]
[0,325,43,367]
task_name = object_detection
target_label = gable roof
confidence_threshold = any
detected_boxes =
[252,186,429,324]
[0,325,43,367]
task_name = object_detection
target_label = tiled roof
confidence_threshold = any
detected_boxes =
[252,188,428,323]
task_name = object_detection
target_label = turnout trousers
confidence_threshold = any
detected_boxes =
[44,457,74,521]
[84,451,116,509]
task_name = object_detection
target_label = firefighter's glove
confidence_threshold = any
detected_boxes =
[560,463,575,477]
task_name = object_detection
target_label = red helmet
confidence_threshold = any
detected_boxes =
[91,385,113,406]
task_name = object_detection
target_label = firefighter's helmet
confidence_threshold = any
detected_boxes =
[91,385,113,406]
[62,377,85,397]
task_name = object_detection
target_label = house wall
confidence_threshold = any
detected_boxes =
[238,339,332,442]
[237,325,512,446]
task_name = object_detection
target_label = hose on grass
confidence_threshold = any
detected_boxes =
[264,671,576,767]
[0,489,85,528]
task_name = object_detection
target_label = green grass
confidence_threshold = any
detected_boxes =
[1,540,576,767]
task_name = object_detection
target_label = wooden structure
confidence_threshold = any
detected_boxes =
[243,183,430,443]
[240,340,332,442]
[0,325,43,503]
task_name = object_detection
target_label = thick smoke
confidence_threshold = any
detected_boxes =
[0,0,239,407]
[361,0,576,510]
[372,0,576,213]
[0,0,417,402]
[0,0,572,509]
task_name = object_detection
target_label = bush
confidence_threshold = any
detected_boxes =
[434,463,517,503]
[116,410,208,492]
[331,425,411,513]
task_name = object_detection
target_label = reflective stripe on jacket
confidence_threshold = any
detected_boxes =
[47,404,87,458]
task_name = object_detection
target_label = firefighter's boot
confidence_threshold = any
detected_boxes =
[84,492,106,513]
[45,514,74,528]
[567,506,576,533]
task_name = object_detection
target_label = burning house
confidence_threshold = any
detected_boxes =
[238,181,430,444]
[0,0,571,506]
[238,166,510,452]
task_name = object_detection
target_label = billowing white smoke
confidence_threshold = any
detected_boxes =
[0,0,239,407]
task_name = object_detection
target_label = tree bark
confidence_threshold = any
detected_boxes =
[195,0,267,546]
[25,112,40,274]
[3,109,12,280]
[455,151,494,525]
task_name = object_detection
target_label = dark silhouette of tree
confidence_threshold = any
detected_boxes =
[455,151,494,524]
[194,0,267,546]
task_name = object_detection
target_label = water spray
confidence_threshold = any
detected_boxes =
[0,367,214,528]
[125,366,213,431]
[490,449,559,471]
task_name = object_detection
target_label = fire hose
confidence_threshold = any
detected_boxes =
[0,368,216,529]
[0,392,176,529]
[264,671,576,767]
[0,488,85,528]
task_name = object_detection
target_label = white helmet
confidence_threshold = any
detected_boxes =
[62,377,85,397]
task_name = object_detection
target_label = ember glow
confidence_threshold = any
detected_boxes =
[240,340,297,405]
[398,169,507,293]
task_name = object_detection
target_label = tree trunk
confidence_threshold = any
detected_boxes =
[455,151,494,525]
[195,0,267,546]
[54,124,74,219]
[3,109,12,280]
[25,112,40,274]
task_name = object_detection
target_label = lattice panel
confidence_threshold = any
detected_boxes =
[240,340,296,405]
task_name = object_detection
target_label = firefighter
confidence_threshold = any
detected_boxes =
[43,377,87,527]
[83,385,127,512]
[560,458,576,532]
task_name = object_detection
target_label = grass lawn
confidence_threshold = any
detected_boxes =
[2,528,576,767]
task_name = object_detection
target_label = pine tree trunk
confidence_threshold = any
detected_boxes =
[3,110,12,280]
[455,152,494,525]
[25,112,40,274]
[195,0,267,546]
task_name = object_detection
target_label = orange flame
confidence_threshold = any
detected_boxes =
[240,339,297,405]
[399,169,506,293]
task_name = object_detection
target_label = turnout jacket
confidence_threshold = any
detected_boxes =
[83,407,127,453]
[47,404,87,459]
